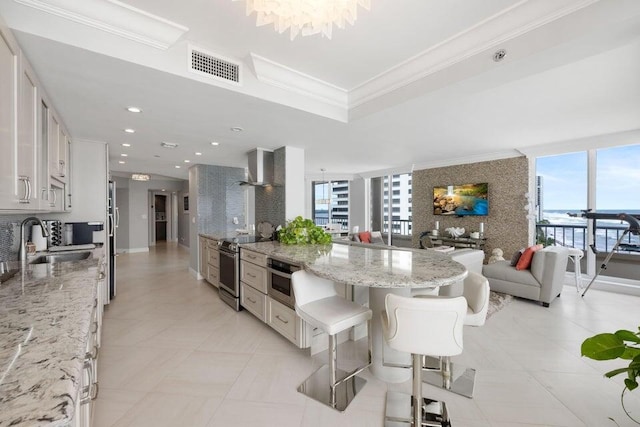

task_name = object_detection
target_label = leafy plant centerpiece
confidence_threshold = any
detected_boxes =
[278,216,333,245]
[581,326,640,424]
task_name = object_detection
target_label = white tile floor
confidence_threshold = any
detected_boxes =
[94,243,640,427]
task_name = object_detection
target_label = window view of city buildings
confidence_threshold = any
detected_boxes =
[312,180,349,230]
[383,173,412,235]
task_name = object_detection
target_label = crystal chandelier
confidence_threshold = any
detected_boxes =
[235,0,371,40]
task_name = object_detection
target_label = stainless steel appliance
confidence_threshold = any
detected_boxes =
[218,239,240,311]
[108,181,119,300]
[267,257,301,309]
[218,235,274,311]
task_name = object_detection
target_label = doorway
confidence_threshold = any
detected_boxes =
[155,194,167,241]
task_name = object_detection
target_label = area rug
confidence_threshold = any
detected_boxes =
[486,291,513,320]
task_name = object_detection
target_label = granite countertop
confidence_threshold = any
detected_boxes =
[240,242,467,289]
[0,249,103,427]
[198,233,225,241]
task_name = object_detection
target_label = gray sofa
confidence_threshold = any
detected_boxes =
[482,246,569,307]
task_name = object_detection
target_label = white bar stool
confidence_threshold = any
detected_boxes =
[292,270,373,412]
[418,272,490,399]
[382,293,467,427]
[567,247,584,292]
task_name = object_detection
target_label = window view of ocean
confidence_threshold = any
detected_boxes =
[540,210,640,253]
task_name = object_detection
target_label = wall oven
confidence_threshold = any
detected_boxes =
[267,258,301,310]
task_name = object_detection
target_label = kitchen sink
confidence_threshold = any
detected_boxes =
[0,267,19,284]
[29,251,92,264]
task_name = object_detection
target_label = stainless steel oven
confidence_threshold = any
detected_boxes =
[267,258,301,309]
[218,241,240,311]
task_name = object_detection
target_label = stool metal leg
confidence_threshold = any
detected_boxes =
[297,324,371,412]
[413,354,422,426]
[329,334,337,407]
[385,353,452,426]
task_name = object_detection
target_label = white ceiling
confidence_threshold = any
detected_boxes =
[1,0,640,181]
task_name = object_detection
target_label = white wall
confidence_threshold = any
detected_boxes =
[113,176,186,252]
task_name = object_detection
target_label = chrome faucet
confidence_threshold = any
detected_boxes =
[20,217,50,262]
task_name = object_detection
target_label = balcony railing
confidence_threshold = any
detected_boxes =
[536,223,640,254]
[383,219,412,236]
[314,217,349,230]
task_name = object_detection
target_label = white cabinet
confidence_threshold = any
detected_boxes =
[267,296,313,348]
[0,19,72,212]
[17,56,41,208]
[199,236,207,278]
[72,260,105,427]
[240,248,268,321]
[41,99,70,212]
[240,259,267,293]
[47,110,69,183]
[0,21,20,209]
[200,237,219,287]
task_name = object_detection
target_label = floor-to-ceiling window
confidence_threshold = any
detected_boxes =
[536,152,588,248]
[312,180,349,230]
[536,144,640,282]
[382,173,412,236]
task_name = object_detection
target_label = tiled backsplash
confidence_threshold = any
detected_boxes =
[0,215,25,261]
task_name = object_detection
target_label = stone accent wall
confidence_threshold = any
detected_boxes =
[412,156,529,262]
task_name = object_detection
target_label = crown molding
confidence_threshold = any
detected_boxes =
[349,0,599,108]
[14,0,189,49]
[249,53,348,109]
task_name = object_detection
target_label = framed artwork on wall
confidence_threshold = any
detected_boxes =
[183,194,189,213]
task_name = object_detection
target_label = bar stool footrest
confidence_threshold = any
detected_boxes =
[385,391,452,426]
[297,364,367,412]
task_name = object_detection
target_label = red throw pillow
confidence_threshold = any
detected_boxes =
[515,244,543,270]
[359,231,372,244]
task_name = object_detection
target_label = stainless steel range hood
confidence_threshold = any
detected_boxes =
[241,148,274,186]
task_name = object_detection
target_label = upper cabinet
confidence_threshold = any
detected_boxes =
[0,21,21,209]
[0,19,72,212]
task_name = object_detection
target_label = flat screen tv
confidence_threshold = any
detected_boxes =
[433,183,488,216]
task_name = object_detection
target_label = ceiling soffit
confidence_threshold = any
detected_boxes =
[15,0,189,49]
[3,0,620,122]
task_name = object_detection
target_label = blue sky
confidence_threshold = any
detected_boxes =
[536,144,640,210]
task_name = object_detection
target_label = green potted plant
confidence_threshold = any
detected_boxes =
[581,326,640,424]
[278,216,333,245]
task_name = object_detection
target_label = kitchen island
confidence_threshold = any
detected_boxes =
[239,241,467,382]
[0,249,104,427]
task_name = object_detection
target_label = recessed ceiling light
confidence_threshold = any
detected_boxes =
[122,143,131,147]
[121,153,128,157]
[195,152,202,156]
[161,189,166,192]
[211,141,220,146]
[118,160,125,164]
[127,106,142,113]
[184,160,190,163]
[124,128,135,133]
[161,142,178,149]
[175,165,181,169]
[230,127,243,132]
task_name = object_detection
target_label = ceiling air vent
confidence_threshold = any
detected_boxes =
[189,45,241,85]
